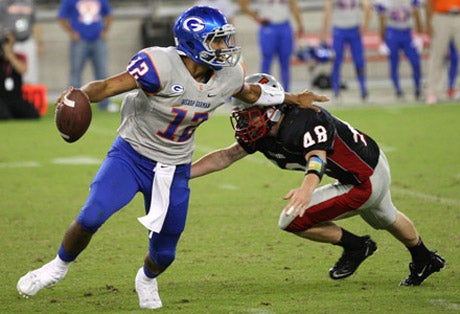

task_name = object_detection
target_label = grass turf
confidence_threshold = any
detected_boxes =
[1,102,459,313]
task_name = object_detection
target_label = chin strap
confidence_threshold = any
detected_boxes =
[266,108,281,122]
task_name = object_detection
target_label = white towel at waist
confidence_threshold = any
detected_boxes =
[137,162,176,233]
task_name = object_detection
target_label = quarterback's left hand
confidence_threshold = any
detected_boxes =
[288,90,329,112]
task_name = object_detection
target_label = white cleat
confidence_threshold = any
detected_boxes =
[135,267,163,309]
[17,262,68,297]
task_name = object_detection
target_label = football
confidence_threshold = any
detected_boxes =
[55,88,92,143]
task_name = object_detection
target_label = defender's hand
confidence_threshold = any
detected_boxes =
[287,90,329,112]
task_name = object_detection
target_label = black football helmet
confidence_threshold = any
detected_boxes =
[231,73,284,144]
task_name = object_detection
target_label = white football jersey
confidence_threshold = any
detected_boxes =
[118,47,245,165]
[257,0,292,24]
[374,0,420,30]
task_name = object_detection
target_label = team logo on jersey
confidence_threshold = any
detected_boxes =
[183,17,205,33]
[171,84,185,94]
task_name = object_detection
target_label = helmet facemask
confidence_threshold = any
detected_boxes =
[200,24,241,69]
[230,106,280,144]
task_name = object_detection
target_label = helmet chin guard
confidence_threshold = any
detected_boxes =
[231,72,284,144]
[174,6,241,70]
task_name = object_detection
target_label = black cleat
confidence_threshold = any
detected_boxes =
[399,251,446,286]
[329,236,377,280]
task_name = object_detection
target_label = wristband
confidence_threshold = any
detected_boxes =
[254,83,285,106]
[306,155,325,180]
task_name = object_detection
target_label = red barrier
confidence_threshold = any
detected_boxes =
[22,84,48,116]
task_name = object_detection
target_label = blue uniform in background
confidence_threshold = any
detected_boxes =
[332,26,367,98]
[259,21,294,91]
[57,0,112,110]
[241,0,304,92]
[325,0,369,100]
[447,41,458,97]
[375,0,422,99]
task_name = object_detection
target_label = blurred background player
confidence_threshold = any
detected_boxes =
[191,73,446,287]
[446,40,458,99]
[424,0,460,104]
[374,0,423,101]
[57,0,116,112]
[0,31,40,119]
[321,0,371,101]
[239,0,305,91]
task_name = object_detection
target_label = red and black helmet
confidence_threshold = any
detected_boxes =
[231,73,284,144]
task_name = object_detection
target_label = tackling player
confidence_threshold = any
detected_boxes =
[191,73,446,286]
[16,6,328,309]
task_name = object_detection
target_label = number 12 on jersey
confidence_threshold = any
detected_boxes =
[157,108,209,142]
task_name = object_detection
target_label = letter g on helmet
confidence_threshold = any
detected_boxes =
[182,17,206,32]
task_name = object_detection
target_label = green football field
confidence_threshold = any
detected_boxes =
[1,101,459,313]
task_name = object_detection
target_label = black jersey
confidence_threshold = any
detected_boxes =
[238,105,380,185]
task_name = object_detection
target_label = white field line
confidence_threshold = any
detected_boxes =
[0,161,41,168]
[0,156,101,168]
[52,156,102,165]
[391,187,460,207]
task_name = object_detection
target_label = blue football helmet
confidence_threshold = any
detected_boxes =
[296,42,334,63]
[311,42,335,63]
[174,6,241,70]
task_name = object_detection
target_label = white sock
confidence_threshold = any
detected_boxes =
[47,255,71,272]
[141,272,154,282]
[137,267,156,282]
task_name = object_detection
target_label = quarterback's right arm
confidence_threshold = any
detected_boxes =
[81,71,137,103]
[235,83,328,111]
[191,142,249,178]
[81,49,159,102]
